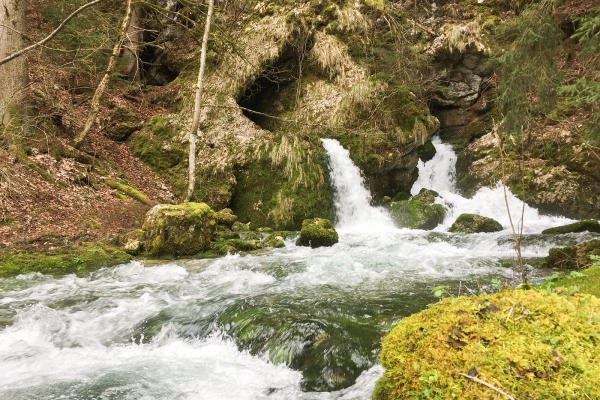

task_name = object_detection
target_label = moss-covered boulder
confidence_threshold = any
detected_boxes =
[412,188,440,205]
[122,229,145,255]
[374,289,600,400]
[388,200,445,230]
[448,213,503,233]
[296,218,338,248]
[104,107,138,141]
[216,208,237,228]
[542,220,600,235]
[261,232,287,248]
[212,238,261,255]
[417,139,436,162]
[142,202,217,256]
[545,240,600,270]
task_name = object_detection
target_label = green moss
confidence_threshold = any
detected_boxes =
[375,289,600,400]
[105,179,153,205]
[448,213,503,233]
[296,218,338,248]
[542,220,600,235]
[27,162,55,184]
[388,200,445,230]
[412,188,439,205]
[262,232,287,248]
[545,240,600,270]
[0,243,132,277]
[417,139,437,162]
[393,192,411,202]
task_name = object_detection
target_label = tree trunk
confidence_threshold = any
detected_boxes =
[121,4,143,80]
[185,0,215,203]
[73,0,134,147]
[0,0,26,127]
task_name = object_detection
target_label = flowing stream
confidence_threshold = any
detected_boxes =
[1,138,598,399]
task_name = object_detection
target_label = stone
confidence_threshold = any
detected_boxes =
[417,139,436,162]
[388,198,445,230]
[104,107,138,141]
[232,221,250,232]
[545,240,600,270]
[216,208,237,227]
[142,202,217,256]
[121,229,145,255]
[447,213,503,233]
[412,188,439,204]
[296,218,339,248]
[393,191,411,202]
[541,220,600,235]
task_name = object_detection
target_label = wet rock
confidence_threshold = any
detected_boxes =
[417,139,437,162]
[412,188,439,205]
[213,238,261,255]
[296,218,339,248]
[262,232,286,248]
[546,240,600,270]
[542,220,600,235]
[232,221,250,232]
[393,191,411,202]
[122,229,145,255]
[142,202,217,256]
[216,208,237,228]
[448,214,503,233]
[388,190,446,230]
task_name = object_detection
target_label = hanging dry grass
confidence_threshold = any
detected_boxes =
[311,31,353,81]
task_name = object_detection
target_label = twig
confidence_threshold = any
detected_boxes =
[505,302,517,323]
[457,373,516,400]
[0,0,102,67]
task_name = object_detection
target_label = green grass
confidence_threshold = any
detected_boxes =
[545,257,600,297]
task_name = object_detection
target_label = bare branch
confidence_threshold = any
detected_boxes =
[0,0,102,67]
[457,373,516,400]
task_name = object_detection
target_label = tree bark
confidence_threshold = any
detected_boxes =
[121,4,143,80]
[184,0,215,203]
[73,0,134,147]
[0,0,26,126]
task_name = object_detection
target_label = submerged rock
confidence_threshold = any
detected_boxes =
[542,220,600,235]
[374,289,600,400]
[296,218,339,248]
[387,189,445,230]
[142,202,217,256]
[448,213,503,233]
[545,240,600,270]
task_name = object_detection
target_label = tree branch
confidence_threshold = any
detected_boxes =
[457,373,516,400]
[0,0,102,67]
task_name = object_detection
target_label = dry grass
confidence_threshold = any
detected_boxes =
[335,5,371,34]
[430,19,487,54]
[333,79,387,126]
[311,31,353,81]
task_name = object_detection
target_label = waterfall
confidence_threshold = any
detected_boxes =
[321,139,396,232]
[412,136,575,233]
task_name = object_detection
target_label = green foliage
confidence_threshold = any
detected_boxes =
[494,0,563,142]
[374,289,600,400]
[572,6,600,56]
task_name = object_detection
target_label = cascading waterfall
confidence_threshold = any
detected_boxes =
[1,137,598,400]
[321,139,395,232]
[412,136,575,232]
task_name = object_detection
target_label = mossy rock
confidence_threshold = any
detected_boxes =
[388,200,445,230]
[216,208,238,228]
[296,218,339,248]
[541,220,600,235]
[122,229,145,255]
[213,238,261,255]
[142,202,217,256]
[545,240,600,270]
[417,139,436,162]
[448,213,503,233]
[0,243,132,277]
[104,107,138,141]
[393,191,411,202]
[232,221,250,232]
[412,188,439,205]
[374,289,600,400]
[262,232,287,248]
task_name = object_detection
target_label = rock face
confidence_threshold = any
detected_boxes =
[546,240,600,270]
[296,218,338,248]
[142,203,217,256]
[448,213,503,233]
[388,189,445,230]
[542,220,600,235]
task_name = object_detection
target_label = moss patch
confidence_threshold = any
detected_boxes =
[388,200,445,230]
[296,218,338,248]
[542,220,600,235]
[545,240,600,270]
[374,289,600,400]
[0,243,132,277]
[105,179,153,205]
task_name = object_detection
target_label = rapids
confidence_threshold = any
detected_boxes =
[1,137,598,399]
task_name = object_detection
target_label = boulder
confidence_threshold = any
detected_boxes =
[374,290,600,400]
[448,213,503,233]
[142,202,217,256]
[389,200,446,230]
[412,188,439,204]
[216,208,237,228]
[545,240,600,270]
[541,220,600,235]
[122,229,145,255]
[296,218,339,248]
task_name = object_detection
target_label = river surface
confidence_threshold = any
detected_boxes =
[1,138,598,399]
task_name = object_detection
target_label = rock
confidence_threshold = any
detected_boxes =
[232,221,250,232]
[296,218,339,248]
[122,229,145,255]
[542,220,600,235]
[412,188,439,204]
[256,227,274,233]
[213,238,260,255]
[393,191,411,202]
[262,232,286,248]
[388,199,446,230]
[104,107,138,141]
[417,139,436,162]
[142,202,217,256]
[216,208,237,228]
[374,289,600,400]
[545,240,600,270]
[448,213,503,233]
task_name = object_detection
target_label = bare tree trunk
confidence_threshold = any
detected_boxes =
[0,0,26,127]
[184,0,215,203]
[73,0,134,147]
[121,4,143,80]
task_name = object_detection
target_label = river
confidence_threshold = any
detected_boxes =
[1,137,597,399]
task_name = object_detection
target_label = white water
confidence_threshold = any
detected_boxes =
[412,136,576,233]
[1,137,598,400]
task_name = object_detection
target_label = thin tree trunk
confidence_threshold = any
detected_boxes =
[121,4,142,80]
[184,0,215,203]
[73,0,134,147]
[0,0,26,126]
